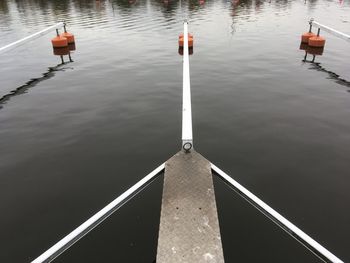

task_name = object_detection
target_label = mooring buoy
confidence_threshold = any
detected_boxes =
[179,33,194,48]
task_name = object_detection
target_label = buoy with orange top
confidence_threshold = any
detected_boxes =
[301,32,316,43]
[60,24,75,44]
[308,28,326,48]
[179,33,194,48]
[51,29,68,48]
[301,21,316,43]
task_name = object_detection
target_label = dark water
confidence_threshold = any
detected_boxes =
[1,0,350,262]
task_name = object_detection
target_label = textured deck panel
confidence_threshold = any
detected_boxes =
[156,151,224,263]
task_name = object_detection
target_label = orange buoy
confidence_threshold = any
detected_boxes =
[60,32,75,44]
[53,46,70,56]
[51,36,68,48]
[308,36,326,48]
[179,33,194,48]
[300,42,323,56]
[307,46,324,56]
[299,42,309,51]
[301,32,316,43]
[68,43,76,52]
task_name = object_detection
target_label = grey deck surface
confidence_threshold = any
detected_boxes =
[156,150,224,263]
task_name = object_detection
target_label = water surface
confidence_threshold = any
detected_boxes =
[0,0,350,262]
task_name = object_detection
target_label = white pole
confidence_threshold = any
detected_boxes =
[310,20,350,43]
[31,163,165,263]
[211,163,344,263]
[0,22,65,54]
[182,21,193,151]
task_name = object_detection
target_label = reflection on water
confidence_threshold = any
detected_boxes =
[0,63,73,109]
[0,0,9,13]
[300,42,350,90]
[0,0,338,28]
[1,0,350,263]
[309,61,350,91]
[0,43,76,109]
